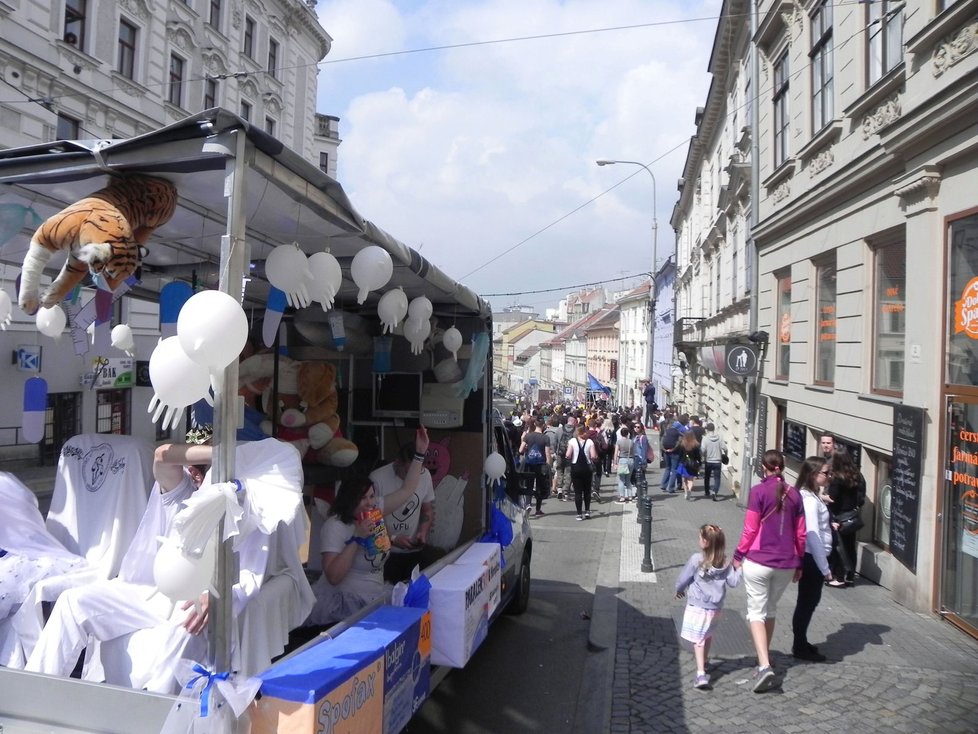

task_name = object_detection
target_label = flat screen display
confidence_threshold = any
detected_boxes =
[372,372,422,418]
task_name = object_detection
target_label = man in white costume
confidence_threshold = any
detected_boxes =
[25,431,313,690]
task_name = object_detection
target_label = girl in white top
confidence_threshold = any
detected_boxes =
[791,455,834,661]
[308,427,430,625]
[565,425,599,521]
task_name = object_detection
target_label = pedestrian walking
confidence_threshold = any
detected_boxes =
[676,431,702,501]
[700,423,727,500]
[675,523,741,690]
[613,426,636,503]
[566,425,599,520]
[659,417,682,494]
[631,423,651,493]
[731,449,805,693]
[792,456,834,662]
[519,418,552,518]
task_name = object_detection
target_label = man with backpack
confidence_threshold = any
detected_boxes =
[659,415,683,494]
[553,415,578,501]
[519,418,552,518]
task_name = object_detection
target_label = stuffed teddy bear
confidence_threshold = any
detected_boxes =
[244,354,358,468]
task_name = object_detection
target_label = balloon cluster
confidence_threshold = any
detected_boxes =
[403,296,432,355]
[148,290,248,430]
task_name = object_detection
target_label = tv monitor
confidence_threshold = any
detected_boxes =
[372,372,422,419]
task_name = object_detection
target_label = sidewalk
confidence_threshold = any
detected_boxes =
[595,464,978,734]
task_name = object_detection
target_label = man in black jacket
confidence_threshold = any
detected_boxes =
[642,381,657,427]
[659,416,682,493]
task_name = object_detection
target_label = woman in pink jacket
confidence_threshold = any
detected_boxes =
[732,450,805,693]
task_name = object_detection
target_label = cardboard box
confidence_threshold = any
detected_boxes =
[250,635,384,734]
[427,562,491,668]
[339,606,432,734]
[452,542,502,615]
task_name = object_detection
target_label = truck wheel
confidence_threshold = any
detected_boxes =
[506,550,531,615]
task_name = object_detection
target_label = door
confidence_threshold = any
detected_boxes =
[41,391,82,465]
[941,397,978,635]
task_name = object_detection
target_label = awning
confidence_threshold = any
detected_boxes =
[587,373,611,394]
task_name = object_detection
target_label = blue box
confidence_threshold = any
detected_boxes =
[339,606,432,734]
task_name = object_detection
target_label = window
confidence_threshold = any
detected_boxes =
[946,211,978,387]
[56,113,80,140]
[208,0,222,30]
[168,54,185,106]
[810,0,833,131]
[267,38,279,79]
[814,256,837,384]
[96,389,130,435]
[776,273,791,379]
[203,78,218,109]
[868,1,904,84]
[240,100,251,121]
[117,19,137,79]
[319,151,329,174]
[872,242,905,394]
[64,0,86,49]
[773,52,789,167]
[732,226,739,299]
[265,116,275,136]
[243,16,255,58]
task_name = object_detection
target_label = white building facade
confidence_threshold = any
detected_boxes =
[616,280,651,408]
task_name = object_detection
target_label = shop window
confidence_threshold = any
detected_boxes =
[814,256,837,385]
[776,273,791,380]
[96,389,130,435]
[947,211,978,387]
[872,241,906,395]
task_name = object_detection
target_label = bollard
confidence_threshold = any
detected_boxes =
[637,494,650,543]
[635,471,645,524]
[640,495,654,573]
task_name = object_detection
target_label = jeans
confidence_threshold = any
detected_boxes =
[644,403,656,427]
[702,462,722,497]
[660,451,680,492]
[792,553,825,648]
[616,457,634,499]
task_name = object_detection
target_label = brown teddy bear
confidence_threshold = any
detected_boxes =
[239,353,358,467]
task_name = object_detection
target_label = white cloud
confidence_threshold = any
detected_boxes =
[316,0,723,303]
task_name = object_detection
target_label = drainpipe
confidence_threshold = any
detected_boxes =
[739,0,761,507]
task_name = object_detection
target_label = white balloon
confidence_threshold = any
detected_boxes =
[148,336,212,429]
[0,290,11,330]
[403,315,431,356]
[110,324,135,355]
[442,326,463,360]
[350,246,393,304]
[377,288,408,334]
[407,296,433,322]
[36,306,67,338]
[308,251,343,310]
[176,290,248,370]
[484,452,506,481]
[153,534,216,604]
[265,244,311,308]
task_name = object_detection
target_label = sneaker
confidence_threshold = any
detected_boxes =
[584,511,591,519]
[558,493,566,501]
[614,498,626,504]
[712,494,719,502]
[533,511,545,518]
[752,666,776,693]
[792,646,826,662]
[694,673,711,690]
[576,515,584,521]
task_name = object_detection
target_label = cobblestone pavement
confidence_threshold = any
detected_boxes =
[601,465,978,734]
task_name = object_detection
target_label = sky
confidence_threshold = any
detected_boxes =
[314,0,724,313]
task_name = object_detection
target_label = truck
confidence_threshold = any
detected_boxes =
[0,109,532,733]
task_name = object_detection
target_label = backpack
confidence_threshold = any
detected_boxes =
[525,438,545,465]
[556,428,573,468]
[571,438,592,475]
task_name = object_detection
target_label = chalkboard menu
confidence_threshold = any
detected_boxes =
[890,405,924,573]
[782,420,807,462]
[755,398,768,478]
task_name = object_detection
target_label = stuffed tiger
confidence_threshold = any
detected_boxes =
[18,174,177,315]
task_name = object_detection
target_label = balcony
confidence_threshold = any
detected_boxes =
[674,316,707,347]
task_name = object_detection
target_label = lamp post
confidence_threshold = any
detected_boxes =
[596,158,658,403]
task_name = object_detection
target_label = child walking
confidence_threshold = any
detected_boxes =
[675,523,741,689]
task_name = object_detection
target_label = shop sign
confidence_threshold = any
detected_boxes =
[88,357,134,389]
[954,276,978,338]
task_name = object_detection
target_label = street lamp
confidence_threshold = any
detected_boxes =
[596,158,659,402]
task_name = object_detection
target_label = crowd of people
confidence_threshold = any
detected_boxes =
[502,390,866,695]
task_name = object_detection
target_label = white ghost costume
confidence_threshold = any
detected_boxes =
[0,473,86,664]
[25,439,313,691]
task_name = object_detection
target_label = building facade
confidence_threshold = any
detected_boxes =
[584,306,621,401]
[748,0,978,635]
[616,280,651,408]
[0,0,339,165]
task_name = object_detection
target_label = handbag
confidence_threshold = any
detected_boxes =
[720,449,729,465]
[617,458,631,476]
[835,508,864,536]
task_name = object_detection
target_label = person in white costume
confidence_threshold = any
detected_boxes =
[0,473,86,664]
[25,431,312,689]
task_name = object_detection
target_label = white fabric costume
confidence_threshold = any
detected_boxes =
[0,473,85,664]
[25,438,313,691]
